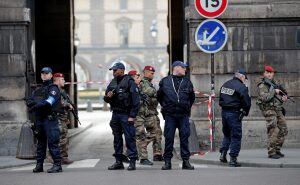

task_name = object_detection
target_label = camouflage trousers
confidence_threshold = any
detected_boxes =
[134,115,163,160]
[263,109,288,155]
[58,115,70,158]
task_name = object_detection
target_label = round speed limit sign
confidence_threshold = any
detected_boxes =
[195,0,228,18]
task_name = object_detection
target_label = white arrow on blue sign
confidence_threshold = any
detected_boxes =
[195,19,228,54]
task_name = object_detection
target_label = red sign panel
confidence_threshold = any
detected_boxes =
[195,0,228,18]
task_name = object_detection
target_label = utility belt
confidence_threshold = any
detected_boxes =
[221,107,241,112]
[113,109,129,114]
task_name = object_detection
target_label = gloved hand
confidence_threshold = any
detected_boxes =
[239,111,246,121]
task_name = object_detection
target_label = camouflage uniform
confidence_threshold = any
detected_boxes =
[135,77,163,160]
[257,78,288,156]
[58,90,71,159]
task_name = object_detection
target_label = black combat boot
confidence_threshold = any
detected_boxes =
[127,160,136,171]
[268,153,281,159]
[276,151,285,158]
[33,163,44,173]
[182,160,194,170]
[153,155,164,161]
[140,159,153,165]
[219,151,228,163]
[161,160,172,170]
[47,164,63,173]
[108,161,124,170]
[229,157,241,167]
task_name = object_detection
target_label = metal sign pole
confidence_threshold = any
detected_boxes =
[211,53,216,151]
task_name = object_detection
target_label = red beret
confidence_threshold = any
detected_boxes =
[53,73,64,78]
[128,70,138,76]
[265,65,275,72]
[143,66,155,72]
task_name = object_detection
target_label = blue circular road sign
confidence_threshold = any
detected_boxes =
[195,19,228,54]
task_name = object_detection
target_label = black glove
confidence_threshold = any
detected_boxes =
[239,111,246,121]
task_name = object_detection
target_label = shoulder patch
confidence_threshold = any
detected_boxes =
[51,90,57,96]
[221,87,235,96]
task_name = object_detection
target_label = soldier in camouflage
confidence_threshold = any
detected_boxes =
[129,66,163,165]
[53,73,74,164]
[257,65,288,159]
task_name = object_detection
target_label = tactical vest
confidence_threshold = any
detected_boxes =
[108,75,133,113]
[256,79,283,111]
[139,78,158,116]
[52,90,67,115]
[32,83,61,117]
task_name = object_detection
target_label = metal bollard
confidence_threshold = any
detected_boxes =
[189,119,201,155]
[16,122,36,159]
[86,99,93,112]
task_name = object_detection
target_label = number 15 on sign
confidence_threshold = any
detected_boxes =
[195,0,228,18]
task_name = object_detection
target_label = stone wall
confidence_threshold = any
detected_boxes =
[186,0,300,148]
[0,0,30,155]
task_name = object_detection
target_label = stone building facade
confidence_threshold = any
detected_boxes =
[75,0,169,90]
[186,0,300,149]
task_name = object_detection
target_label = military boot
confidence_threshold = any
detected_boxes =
[127,160,136,171]
[161,160,172,170]
[229,157,241,167]
[153,155,164,161]
[33,163,44,173]
[47,164,63,173]
[268,153,281,159]
[219,151,228,163]
[62,158,74,165]
[140,159,153,165]
[108,161,124,170]
[276,151,285,158]
[182,160,194,170]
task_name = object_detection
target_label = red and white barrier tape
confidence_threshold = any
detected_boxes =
[64,80,216,153]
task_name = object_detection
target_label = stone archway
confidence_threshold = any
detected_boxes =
[104,55,144,82]
[75,56,91,90]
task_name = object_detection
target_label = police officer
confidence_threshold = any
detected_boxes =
[27,67,62,173]
[257,65,288,159]
[104,61,140,171]
[52,73,74,164]
[157,61,195,170]
[219,69,251,167]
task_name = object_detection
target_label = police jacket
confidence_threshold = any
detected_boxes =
[157,75,195,117]
[104,75,140,118]
[27,80,61,119]
[219,77,251,116]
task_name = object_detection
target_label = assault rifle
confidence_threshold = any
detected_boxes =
[61,92,82,125]
[263,78,295,103]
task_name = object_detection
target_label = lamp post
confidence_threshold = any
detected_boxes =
[150,20,158,65]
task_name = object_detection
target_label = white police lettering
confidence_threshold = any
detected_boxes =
[221,87,235,95]
[51,90,56,95]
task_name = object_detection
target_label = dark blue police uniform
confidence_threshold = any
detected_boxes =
[219,77,251,158]
[28,80,61,165]
[157,75,195,162]
[104,74,140,162]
